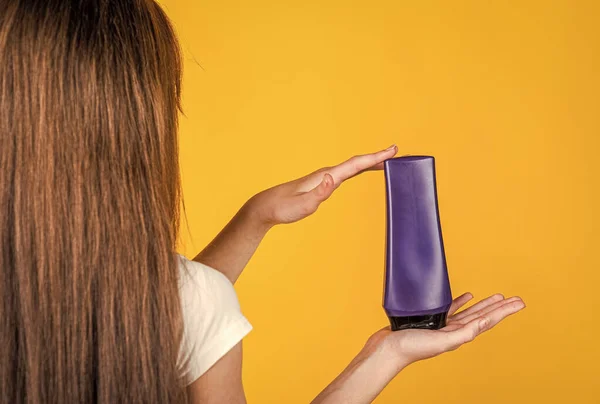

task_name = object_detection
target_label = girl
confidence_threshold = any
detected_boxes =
[0,1,525,403]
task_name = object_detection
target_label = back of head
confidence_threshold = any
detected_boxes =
[0,0,185,402]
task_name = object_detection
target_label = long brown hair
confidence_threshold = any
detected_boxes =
[0,0,186,402]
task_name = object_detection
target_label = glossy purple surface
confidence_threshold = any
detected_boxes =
[383,156,452,317]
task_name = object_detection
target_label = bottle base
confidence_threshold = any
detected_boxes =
[388,311,448,331]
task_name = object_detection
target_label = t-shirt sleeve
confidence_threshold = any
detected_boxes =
[176,256,252,386]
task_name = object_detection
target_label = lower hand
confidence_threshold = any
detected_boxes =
[370,293,526,371]
[312,294,525,404]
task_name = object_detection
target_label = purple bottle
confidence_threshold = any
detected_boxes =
[383,156,453,331]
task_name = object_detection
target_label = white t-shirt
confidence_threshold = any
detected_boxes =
[176,255,252,385]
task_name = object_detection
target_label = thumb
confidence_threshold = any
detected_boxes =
[300,173,335,209]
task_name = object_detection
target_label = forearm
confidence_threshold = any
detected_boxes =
[312,337,404,404]
[193,200,270,284]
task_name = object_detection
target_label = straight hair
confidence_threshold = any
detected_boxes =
[0,0,186,402]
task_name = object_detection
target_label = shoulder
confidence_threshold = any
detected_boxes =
[176,255,252,385]
[178,255,241,313]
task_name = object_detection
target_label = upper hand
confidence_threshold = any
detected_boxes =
[248,144,398,227]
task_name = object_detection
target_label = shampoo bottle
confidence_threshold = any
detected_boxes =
[383,156,453,331]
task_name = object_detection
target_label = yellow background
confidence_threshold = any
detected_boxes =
[164,0,599,402]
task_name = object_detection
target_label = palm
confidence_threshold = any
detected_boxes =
[251,145,398,226]
[373,293,525,368]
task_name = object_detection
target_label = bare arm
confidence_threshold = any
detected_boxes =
[312,335,401,404]
[193,203,270,284]
[194,146,399,283]
[313,293,525,404]
[184,293,524,404]
[187,342,246,404]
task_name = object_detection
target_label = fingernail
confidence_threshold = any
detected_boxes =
[385,144,396,151]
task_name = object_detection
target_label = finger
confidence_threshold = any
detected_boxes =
[440,323,463,332]
[370,162,385,170]
[328,145,397,183]
[445,297,521,328]
[367,154,413,172]
[299,173,335,210]
[451,297,523,326]
[449,293,504,322]
[443,299,525,350]
[448,292,473,316]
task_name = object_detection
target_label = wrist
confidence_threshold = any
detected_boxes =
[363,330,410,374]
[241,196,274,235]
[312,334,407,404]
